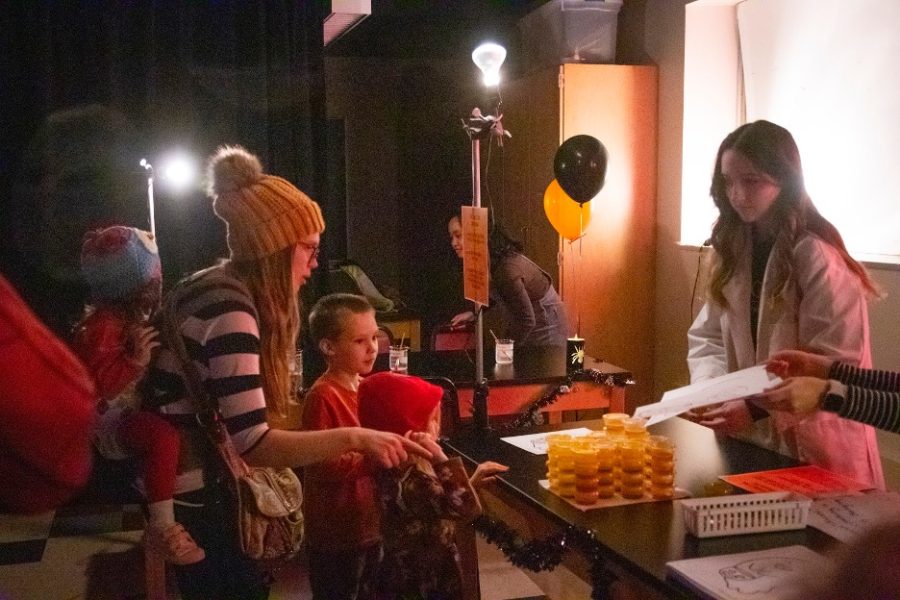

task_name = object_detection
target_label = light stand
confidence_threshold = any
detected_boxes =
[139,159,156,238]
[466,42,508,432]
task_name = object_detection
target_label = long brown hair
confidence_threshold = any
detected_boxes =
[707,120,878,306]
[231,246,299,418]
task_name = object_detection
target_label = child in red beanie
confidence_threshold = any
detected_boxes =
[73,225,203,565]
[358,371,508,600]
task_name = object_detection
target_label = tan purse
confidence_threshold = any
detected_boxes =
[162,282,304,561]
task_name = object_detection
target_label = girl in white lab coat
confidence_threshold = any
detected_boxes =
[686,120,884,489]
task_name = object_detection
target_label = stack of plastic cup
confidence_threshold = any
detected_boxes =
[545,433,573,493]
[618,439,646,499]
[595,440,617,499]
[602,412,629,439]
[647,435,676,499]
[573,439,600,505]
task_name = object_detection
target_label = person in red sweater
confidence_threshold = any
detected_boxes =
[302,293,382,600]
[73,225,203,565]
[0,273,96,513]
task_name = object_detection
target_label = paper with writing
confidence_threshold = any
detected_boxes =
[720,465,873,498]
[808,491,900,542]
[500,427,592,455]
[461,206,489,307]
[633,365,780,426]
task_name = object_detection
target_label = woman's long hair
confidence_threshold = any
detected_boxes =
[231,246,299,418]
[707,120,877,306]
[488,221,524,269]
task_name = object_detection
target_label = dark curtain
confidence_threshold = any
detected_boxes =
[0,1,327,336]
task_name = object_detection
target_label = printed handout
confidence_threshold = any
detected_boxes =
[500,427,593,454]
[634,365,781,426]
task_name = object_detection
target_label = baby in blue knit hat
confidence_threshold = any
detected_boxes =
[73,226,205,565]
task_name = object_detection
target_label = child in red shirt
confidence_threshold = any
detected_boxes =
[302,293,383,600]
[73,225,203,565]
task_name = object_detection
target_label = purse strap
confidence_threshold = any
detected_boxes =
[161,281,249,479]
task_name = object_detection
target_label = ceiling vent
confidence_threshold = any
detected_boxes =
[324,0,371,46]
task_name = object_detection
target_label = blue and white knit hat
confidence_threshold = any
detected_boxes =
[80,226,161,302]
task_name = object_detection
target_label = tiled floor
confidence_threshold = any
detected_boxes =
[0,503,549,600]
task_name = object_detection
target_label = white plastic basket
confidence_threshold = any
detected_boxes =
[681,492,812,538]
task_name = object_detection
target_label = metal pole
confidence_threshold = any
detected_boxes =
[140,159,156,238]
[472,137,484,383]
[471,135,491,432]
[147,172,156,238]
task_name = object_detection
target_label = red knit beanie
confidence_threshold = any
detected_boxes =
[358,372,443,435]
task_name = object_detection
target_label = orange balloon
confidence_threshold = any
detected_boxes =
[543,179,591,241]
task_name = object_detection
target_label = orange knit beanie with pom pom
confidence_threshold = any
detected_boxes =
[205,145,325,261]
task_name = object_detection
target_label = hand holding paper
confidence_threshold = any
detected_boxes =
[634,365,781,427]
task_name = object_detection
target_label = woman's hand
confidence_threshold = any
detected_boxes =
[450,311,475,328]
[129,325,160,367]
[469,461,509,488]
[683,400,753,435]
[354,429,432,468]
[765,350,833,380]
[406,431,448,463]
[755,377,829,418]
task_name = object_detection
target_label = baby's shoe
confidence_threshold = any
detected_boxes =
[144,522,205,565]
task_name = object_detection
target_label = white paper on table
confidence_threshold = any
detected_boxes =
[808,491,900,542]
[666,545,827,600]
[501,427,593,455]
[633,365,781,426]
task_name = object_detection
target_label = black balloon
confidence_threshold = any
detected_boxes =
[553,135,608,203]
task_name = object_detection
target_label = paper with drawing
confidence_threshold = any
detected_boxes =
[634,365,781,426]
[667,545,826,600]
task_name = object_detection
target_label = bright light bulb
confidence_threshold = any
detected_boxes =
[159,153,197,194]
[472,42,506,87]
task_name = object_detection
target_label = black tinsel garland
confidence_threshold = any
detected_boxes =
[472,514,618,600]
[498,368,635,432]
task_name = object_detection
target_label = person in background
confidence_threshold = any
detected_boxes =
[302,293,383,600]
[0,273,96,514]
[448,214,568,348]
[73,225,203,565]
[357,371,508,600]
[685,120,883,489]
[755,349,900,434]
[146,146,429,600]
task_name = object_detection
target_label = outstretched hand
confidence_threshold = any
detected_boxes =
[406,431,448,463]
[469,461,509,488]
[357,430,432,468]
[449,311,475,328]
[765,350,832,380]
[683,399,753,435]
[755,377,829,418]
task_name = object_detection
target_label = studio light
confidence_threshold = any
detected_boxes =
[472,42,507,87]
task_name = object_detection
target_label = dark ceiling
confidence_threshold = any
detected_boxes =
[324,0,549,62]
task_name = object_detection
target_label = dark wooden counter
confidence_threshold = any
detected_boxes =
[444,417,840,597]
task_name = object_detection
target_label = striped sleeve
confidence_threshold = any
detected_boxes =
[831,362,900,392]
[837,386,900,435]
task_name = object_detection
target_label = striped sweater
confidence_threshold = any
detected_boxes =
[145,265,270,494]
[829,362,900,434]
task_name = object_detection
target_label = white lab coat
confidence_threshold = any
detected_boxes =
[687,231,883,489]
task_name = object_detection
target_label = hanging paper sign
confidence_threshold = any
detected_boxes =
[462,206,489,307]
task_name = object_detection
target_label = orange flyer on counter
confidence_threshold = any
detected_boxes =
[720,465,872,497]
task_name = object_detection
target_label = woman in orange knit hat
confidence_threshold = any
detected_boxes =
[146,145,429,600]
